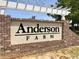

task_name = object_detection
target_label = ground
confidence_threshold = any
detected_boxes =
[13,46,79,59]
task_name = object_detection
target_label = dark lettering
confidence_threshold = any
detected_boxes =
[51,27,55,32]
[50,35,54,38]
[45,27,51,32]
[16,23,26,33]
[35,36,38,40]
[27,27,33,33]
[26,36,30,40]
[16,23,60,34]
[34,24,40,32]
[55,27,59,32]
[43,35,46,39]
[40,27,44,32]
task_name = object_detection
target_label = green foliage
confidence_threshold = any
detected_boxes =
[57,0,79,22]
[57,0,79,36]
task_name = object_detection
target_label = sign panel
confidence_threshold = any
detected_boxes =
[11,21,62,45]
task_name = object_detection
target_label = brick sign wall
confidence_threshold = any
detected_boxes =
[0,15,79,59]
[11,20,62,45]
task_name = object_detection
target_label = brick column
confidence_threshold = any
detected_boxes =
[0,15,11,54]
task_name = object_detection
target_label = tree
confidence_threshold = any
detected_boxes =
[57,0,79,34]
[57,0,79,23]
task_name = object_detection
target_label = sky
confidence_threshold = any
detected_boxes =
[5,0,57,20]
